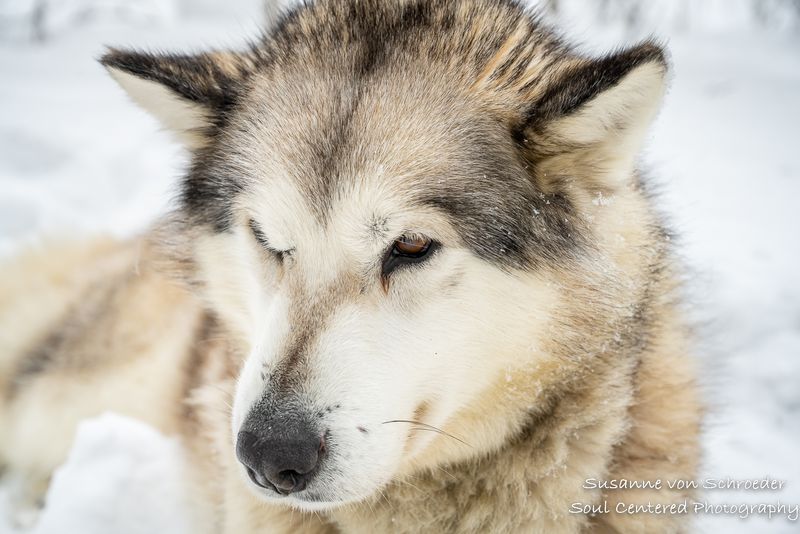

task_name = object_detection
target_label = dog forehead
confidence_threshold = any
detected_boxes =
[223,77,547,269]
[231,70,490,207]
[239,69,471,170]
[246,159,450,252]
[210,11,570,270]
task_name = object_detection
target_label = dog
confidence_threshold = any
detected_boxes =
[0,0,702,532]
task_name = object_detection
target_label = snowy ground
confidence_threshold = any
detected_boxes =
[1,1,799,533]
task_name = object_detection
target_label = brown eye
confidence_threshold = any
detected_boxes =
[392,235,431,257]
[381,234,439,286]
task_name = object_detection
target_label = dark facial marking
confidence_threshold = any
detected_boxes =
[418,169,579,270]
[268,282,347,391]
[181,151,246,232]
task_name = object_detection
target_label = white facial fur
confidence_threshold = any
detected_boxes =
[194,173,559,511]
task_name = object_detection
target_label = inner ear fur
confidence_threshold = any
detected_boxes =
[100,48,258,148]
[517,41,668,192]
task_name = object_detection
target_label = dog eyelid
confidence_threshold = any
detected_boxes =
[248,219,294,261]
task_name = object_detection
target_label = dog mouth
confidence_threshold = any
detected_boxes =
[244,465,305,496]
[237,441,393,512]
[242,470,365,510]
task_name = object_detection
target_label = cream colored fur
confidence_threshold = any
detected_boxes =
[0,181,702,533]
[108,69,211,149]
[0,2,702,532]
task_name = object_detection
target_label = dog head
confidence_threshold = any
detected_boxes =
[103,0,667,511]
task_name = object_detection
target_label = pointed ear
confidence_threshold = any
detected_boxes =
[519,41,668,191]
[100,48,255,148]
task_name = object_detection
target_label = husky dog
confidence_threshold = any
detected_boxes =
[0,0,702,532]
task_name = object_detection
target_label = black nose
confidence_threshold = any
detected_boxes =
[236,428,324,495]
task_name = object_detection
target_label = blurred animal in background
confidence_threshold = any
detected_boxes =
[0,0,701,532]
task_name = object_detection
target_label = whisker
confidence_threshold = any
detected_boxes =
[433,464,458,482]
[396,477,428,497]
[381,419,471,447]
[407,427,470,447]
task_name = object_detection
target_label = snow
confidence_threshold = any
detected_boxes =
[1,414,195,534]
[1,1,799,533]
[547,0,800,34]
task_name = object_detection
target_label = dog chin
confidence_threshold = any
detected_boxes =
[244,478,378,512]
[285,493,363,512]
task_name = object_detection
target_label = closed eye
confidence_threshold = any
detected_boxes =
[381,234,440,288]
[248,219,293,262]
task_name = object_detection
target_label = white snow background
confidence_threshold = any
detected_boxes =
[0,0,799,532]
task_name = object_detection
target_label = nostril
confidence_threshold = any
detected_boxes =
[245,466,271,490]
[274,470,300,494]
